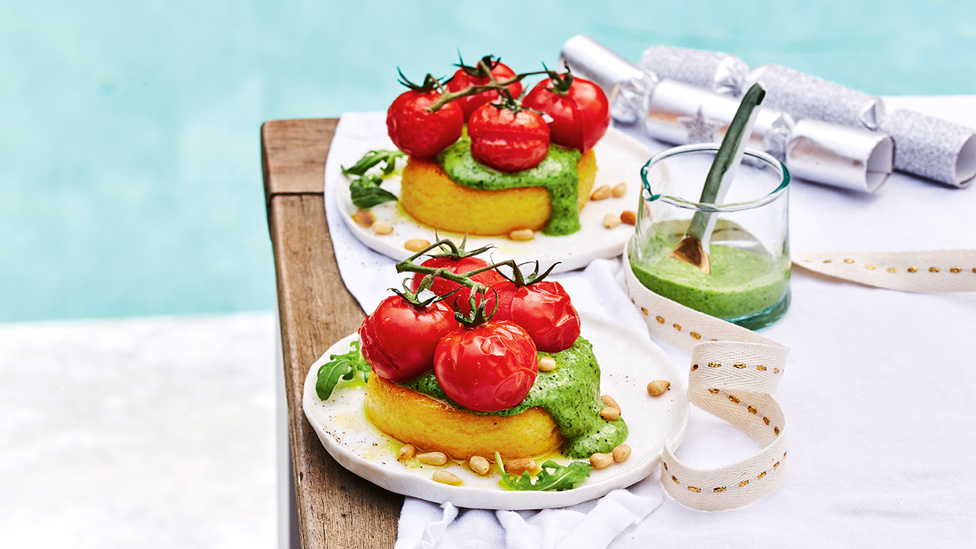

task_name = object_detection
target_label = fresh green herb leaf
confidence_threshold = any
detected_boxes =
[343,150,402,209]
[350,175,399,209]
[342,150,404,177]
[494,452,592,491]
[316,340,371,401]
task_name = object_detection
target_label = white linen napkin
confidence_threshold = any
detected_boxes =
[324,100,976,547]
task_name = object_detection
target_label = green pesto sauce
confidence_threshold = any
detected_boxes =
[436,137,583,236]
[401,337,628,459]
[629,224,790,320]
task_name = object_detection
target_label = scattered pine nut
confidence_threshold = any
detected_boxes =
[590,185,611,201]
[601,395,621,414]
[600,406,621,421]
[416,451,448,466]
[590,453,613,469]
[612,444,632,463]
[505,458,538,476]
[647,380,671,397]
[538,356,558,372]
[371,221,393,235]
[353,209,375,227]
[468,456,490,476]
[612,182,628,198]
[508,229,534,241]
[432,470,462,486]
[404,239,430,252]
[620,210,637,226]
[397,443,416,461]
[603,213,621,229]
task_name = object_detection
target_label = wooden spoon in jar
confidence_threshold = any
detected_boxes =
[667,83,766,274]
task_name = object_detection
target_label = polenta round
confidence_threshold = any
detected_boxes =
[399,149,597,236]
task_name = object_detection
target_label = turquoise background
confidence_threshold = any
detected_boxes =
[3,0,975,323]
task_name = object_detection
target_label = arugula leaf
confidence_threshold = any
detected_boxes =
[495,452,593,491]
[342,149,404,177]
[315,340,371,401]
[350,174,398,209]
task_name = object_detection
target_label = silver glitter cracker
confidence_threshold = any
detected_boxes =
[745,64,885,130]
[640,46,748,96]
[880,110,976,188]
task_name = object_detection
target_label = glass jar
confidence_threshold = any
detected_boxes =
[628,143,791,330]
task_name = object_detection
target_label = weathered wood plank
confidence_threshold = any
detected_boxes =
[262,118,402,548]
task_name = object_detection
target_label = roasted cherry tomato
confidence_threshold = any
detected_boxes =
[433,321,538,412]
[522,72,610,152]
[410,255,508,317]
[410,256,505,297]
[386,84,464,158]
[358,295,458,383]
[445,55,522,120]
[467,103,550,172]
[492,280,580,353]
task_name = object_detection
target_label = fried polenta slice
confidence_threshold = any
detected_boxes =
[399,150,597,236]
[365,373,562,461]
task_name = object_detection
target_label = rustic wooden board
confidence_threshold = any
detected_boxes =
[262,118,402,548]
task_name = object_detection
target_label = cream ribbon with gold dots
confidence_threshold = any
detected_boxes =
[623,246,976,510]
[793,250,976,292]
[623,253,790,511]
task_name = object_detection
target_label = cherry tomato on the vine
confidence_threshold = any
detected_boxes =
[410,255,508,316]
[358,296,458,383]
[433,321,538,412]
[467,104,550,172]
[386,89,464,158]
[522,73,610,152]
[445,58,522,120]
[491,280,580,353]
[410,256,505,297]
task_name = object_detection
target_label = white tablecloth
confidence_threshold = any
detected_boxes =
[322,96,976,548]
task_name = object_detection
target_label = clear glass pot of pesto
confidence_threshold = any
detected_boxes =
[628,144,791,330]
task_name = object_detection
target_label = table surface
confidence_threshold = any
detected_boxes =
[261,118,401,548]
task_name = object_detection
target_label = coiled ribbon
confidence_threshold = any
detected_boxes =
[623,247,976,510]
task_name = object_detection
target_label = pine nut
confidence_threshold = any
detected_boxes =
[538,356,558,372]
[612,444,632,463]
[505,458,538,476]
[590,453,613,469]
[404,238,430,252]
[647,380,671,396]
[600,406,620,421]
[432,470,462,486]
[372,221,393,235]
[620,210,637,225]
[397,443,416,461]
[508,229,534,241]
[416,451,448,466]
[603,213,621,229]
[590,185,611,201]
[353,209,375,227]
[601,394,621,414]
[612,182,628,198]
[468,456,490,476]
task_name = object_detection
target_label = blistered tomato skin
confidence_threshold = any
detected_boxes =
[386,90,464,158]
[522,76,610,153]
[410,256,508,317]
[359,296,458,383]
[410,256,506,297]
[445,61,522,120]
[494,280,581,353]
[467,104,550,172]
[433,321,539,412]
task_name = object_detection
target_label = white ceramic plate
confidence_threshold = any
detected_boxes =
[302,313,689,510]
[335,128,653,274]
